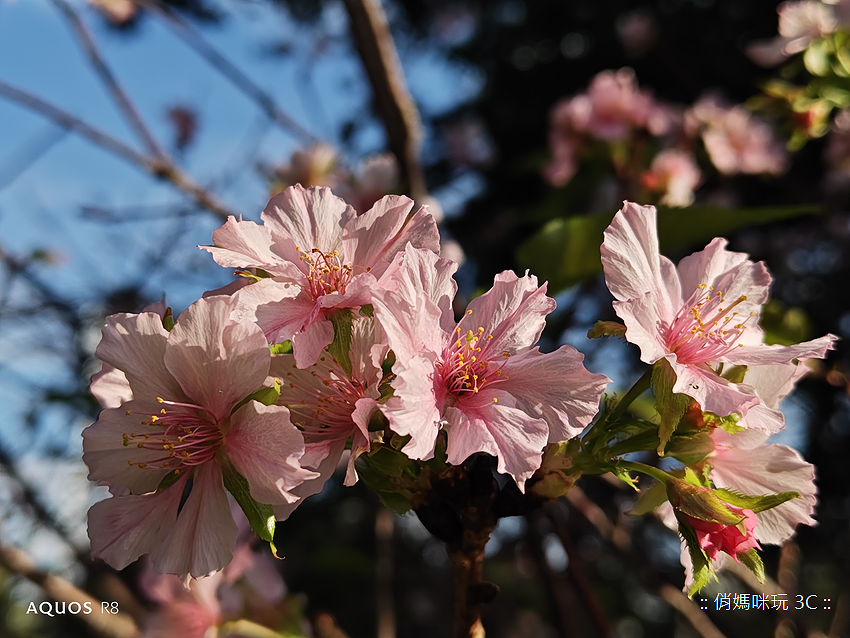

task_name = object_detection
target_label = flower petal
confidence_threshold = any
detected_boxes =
[380,354,442,460]
[456,270,554,359]
[225,401,318,506]
[601,202,679,320]
[612,294,669,364]
[668,358,760,418]
[96,312,183,403]
[88,479,185,570]
[164,296,270,421]
[151,462,237,580]
[500,346,609,443]
[291,317,335,369]
[710,442,817,545]
[90,363,133,409]
[262,185,355,271]
[272,439,347,522]
[201,216,287,275]
[83,400,172,494]
[725,334,837,366]
[445,391,548,491]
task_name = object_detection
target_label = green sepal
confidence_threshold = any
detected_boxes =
[270,341,293,355]
[738,548,765,584]
[155,469,184,493]
[675,510,715,596]
[359,304,374,318]
[587,320,627,339]
[713,488,800,513]
[327,308,354,379]
[162,307,175,332]
[703,411,744,435]
[378,381,395,404]
[230,381,282,416]
[652,359,693,455]
[666,477,744,525]
[629,479,668,516]
[612,466,640,491]
[221,461,276,544]
[666,431,714,465]
[721,365,747,384]
[368,409,389,432]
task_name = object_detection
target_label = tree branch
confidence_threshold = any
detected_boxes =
[52,0,166,159]
[341,0,427,202]
[138,0,316,145]
[0,542,140,638]
[0,79,237,221]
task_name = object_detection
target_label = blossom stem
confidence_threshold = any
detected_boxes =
[616,460,670,484]
[605,369,652,426]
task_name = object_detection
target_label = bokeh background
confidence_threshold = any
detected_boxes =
[1,0,849,637]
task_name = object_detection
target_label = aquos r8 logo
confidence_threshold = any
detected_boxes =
[25,601,104,616]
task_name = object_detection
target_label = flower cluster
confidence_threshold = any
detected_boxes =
[83,185,609,583]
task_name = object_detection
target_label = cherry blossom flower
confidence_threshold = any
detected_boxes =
[747,1,837,67]
[641,149,702,207]
[682,507,761,562]
[83,295,316,581]
[372,245,609,489]
[601,202,836,430]
[202,185,439,367]
[269,317,384,520]
[689,95,787,176]
[566,68,655,141]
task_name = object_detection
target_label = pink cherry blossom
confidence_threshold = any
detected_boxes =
[601,202,836,429]
[202,185,439,367]
[568,68,655,141]
[747,1,837,67]
[641,149,702,207]
[372,245,609,490]
[83,295,316,581]
[269,316,384,520]
[682,507,760,562]
[689,95,787,176]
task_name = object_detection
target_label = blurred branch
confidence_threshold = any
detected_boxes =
[138,0,316,145]
[0,125,66,193]
[564,486,729,638]
[0,542,140,638]
[52,0,166,159]
[375,506,396,638]
[0,79,237,221]
[341,0,427,202]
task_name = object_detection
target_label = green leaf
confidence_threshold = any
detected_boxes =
[270,340,293,355]
[667,431,714,465]
[162,307,175,331]
[702,411,744,434]
[804,39,830,76]
[359,304,374,318]
[630,479,668,516]
[739,548,766,584]
[760,299,813,346]
[721,365,748,384]
[652,359,693,454]
[327,308,354,379]
[612,466,640,491]
[221,462,276,544]
[667,477,744,525]
[713,488,800,513]
[588,320,627,339]
[155,469,184,493]
[230,381,282,416]
[675,511,715,596]
[516,205,819,295]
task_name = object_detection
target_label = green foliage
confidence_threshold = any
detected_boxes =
[712,488,800,513]
[162,307,174,331]
[666,477,744,526]
[587,320,626,339]
[739,548,766,584]
[675,510,715,596]
[651,359,693,454]
[516,205,818,294]
[760,299,813,346]
[221,461,277,549]
[327,308,354,379]
[270,340,293,355]
[155,469,184,493]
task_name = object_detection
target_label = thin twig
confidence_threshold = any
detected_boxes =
[658,584,728,638]
[52,0,166,158]
[0,79,238,221]
[137,0,316,145]
[0,542,140,638]
[341,0,427,202]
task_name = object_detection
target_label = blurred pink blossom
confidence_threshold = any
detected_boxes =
[641,149,702,207]
[748,1,837,66]
[689,95,788,176]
